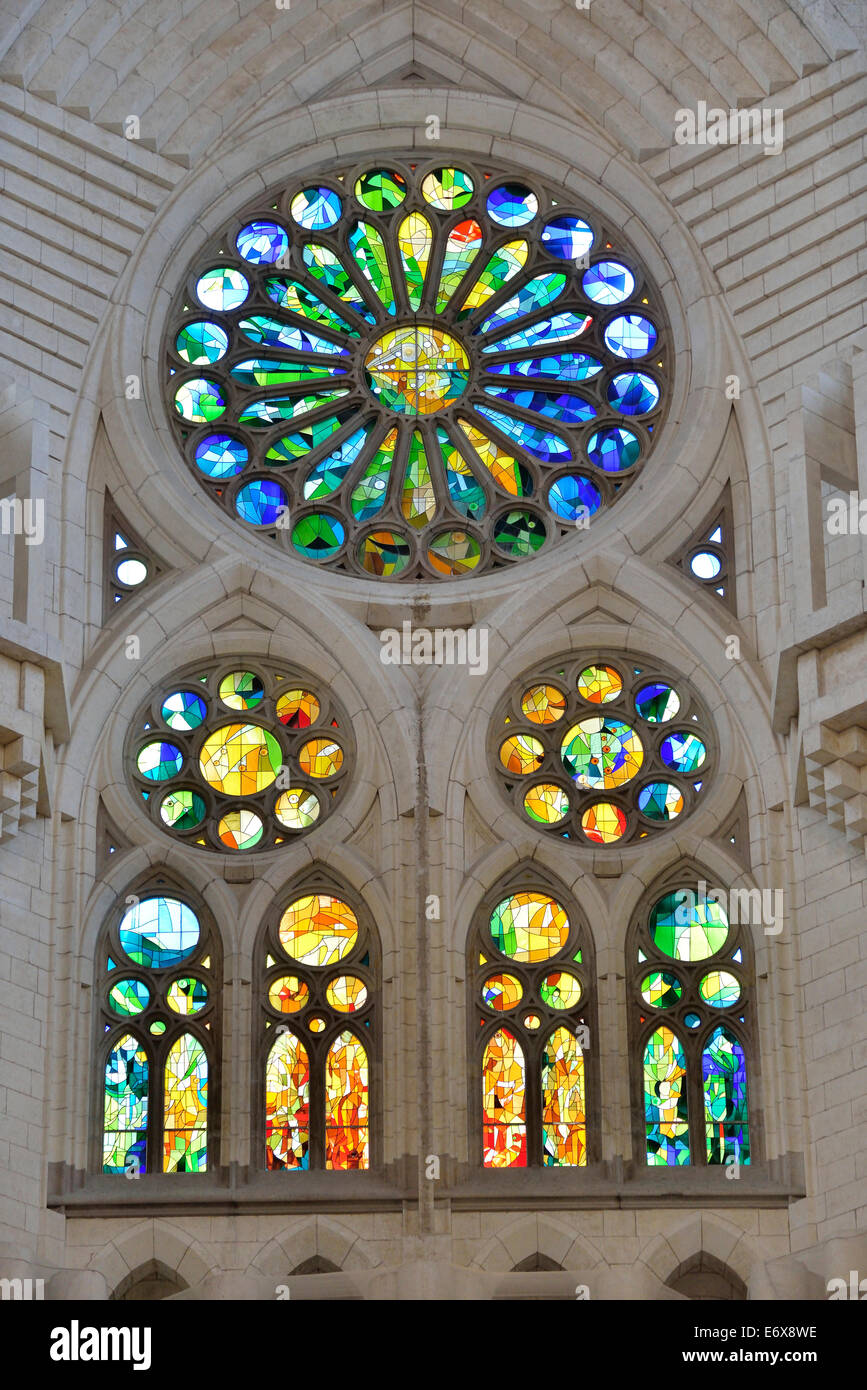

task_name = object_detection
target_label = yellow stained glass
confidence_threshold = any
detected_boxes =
[540,971,582,1009]
[523,1013,542,1029]
[490,891,570,962]
[542,1026,586,1166]
[457,419,522,494]
[364,326,469,414]
[279,893,358,965]
[481,973,523,1011]
[163,1034,207,1172]
[482,1029,525,1167]
[265,1031,309,1169]
[521,683,567,724]
[397,212,432,310]
[499,733,544,776]
[199,723,282,795]
[217,807,263,850]
[325,975,368,1013]
[561,716,644,789]
[577,664,622,703]
[299,737,343,778]
[523,782,569,824]
[325,1031,369,1169]
[460,239,529,313]
[274,788,320,830]
[276,688,320,728]
[268,974,309,1013]
[581,800,627,844]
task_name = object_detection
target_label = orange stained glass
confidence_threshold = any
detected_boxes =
[581,800,627,844]
[326,975,368,1012]
[498,732,544,776]
[265,1030,310,1169]
[325,1030,369,1169]
[276,688,320,728]
[163,1033,207,1172]
[299,737,343,778]
[576,664,622,703]
[523,1013,542,1029]
[456,419,522,494]
[542,1026,586,1166]
[268,974,309,1013]
[520,683,567,724]
[482,1028,526,1167]
[489,890,570,962]
[481,972,523,1011]
[198,723,282,795]
[279,893,359,966]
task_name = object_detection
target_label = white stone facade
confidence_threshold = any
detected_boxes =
[0,0,865,1299]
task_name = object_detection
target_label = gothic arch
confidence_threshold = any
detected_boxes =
[248,1215,381,1277]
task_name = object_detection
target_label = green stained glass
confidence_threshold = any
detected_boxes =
[402,431,436,528]
[108,978,150,1016]
[176,321,228,365]
[351,427,397,520]
[160,789,206,831]
[348,222,395,315]
[435,220,483,312]
[291,512,346,559]
[302,243,375,321]
[355,168,406,211]
[493,509,547,557]
[265,413,353,465]
[303,425,371,500]
[421,167,474,211]
[263,278,359,335]
[459,240,529,317]
[438,427,486,520]
[644,1026,690,1165]
[237,391,349,427]
[640,971,683,1009]
[167,977,209,1015]
[478,273,567,335]
[229,359,345,388]
[649,890,729,961]
[357,529,412,576]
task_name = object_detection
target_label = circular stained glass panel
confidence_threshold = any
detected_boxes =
[165,159,669,580]
[649,890,729,961]
[279,893,358,965]
[489,891,570,962]
[118,897,200,970]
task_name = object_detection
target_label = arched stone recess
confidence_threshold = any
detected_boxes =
[59,91,746,632]
[638,1213,764,1292]
[432,567,786,857]
[85,1219,213,1299]
[470,1213,604,1274]
[111,1259,188,1301]
[248,1215,381,1277]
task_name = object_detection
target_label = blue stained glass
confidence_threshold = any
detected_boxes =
[685,1012,701,1029]
[487,182,539,227]
[161,691,207,730]
[583,260,635,305]
[291,186,342,230]
[475,405,571,462]
[175,321,228,365]
[119,897,200,969]
[303,426,371,500]
[585,426,640,472]
[195,265,249,312]
[194,434,248,479]
[483,386,596,425]
[660,732,707,773]
[547,473,601,522]
[607,372,660,415]
[264,279,358,335]
[237,391,350,426]
[235,479,288,526]
[238,316,349,355]
[477,274,566,334]
[440,428,486,520]
[485,352,602,382]
[541,215,594,261]
[703,1026,749,1164]
[482,312,592,354]
[604,314,658,358]
[236,221,289,264]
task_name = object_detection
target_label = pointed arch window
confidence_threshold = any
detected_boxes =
[97,884,221,1174]
[471,880,596,1167]
[260,886,376,1170]
[630,879,754,1167]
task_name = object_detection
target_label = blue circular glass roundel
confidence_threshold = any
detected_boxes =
[585,426,640,472]
[690,550,722,579]
[541,215,594,261]
[194,434,248,479]
[290,186,342,230]
[607,372,660,415]
[582,260,635,305]
[487,182,538,227]
[195,265,249,312]
[604,314,657,359]
[161,690,207,731]
[547,474,602,522]
[235,479,288,525]
[660,732,707,773]
[236,221,289,265]
[119,896,200,970]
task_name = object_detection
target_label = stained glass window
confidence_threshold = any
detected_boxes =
[631,880,752,1167]
[126,659,352,853]
[491,652,713,846]
[472,881,594,1167]
[262,887,374,1170]
[163,159,669,580]
[98,885,219,1174]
